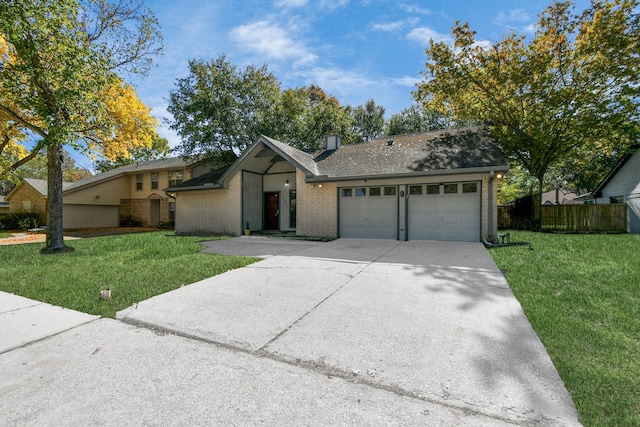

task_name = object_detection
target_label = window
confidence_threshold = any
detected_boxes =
[341,188,352,197]
[444,183,458,194]
[168,171,184,186]
[136,174,143,191]
[384,187,396,196]
[409,185,422,195]
[610,196,624,203]
[151,173,159,190]
[462,183,478,193]
[169,202,176,221]
[426,184,440,195]
[355,187,367,197]
[369,187,381,196]
[289,190,297,228]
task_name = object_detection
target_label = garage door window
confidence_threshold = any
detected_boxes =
[426,184,440,195]
[355,187,367,197]
[409,185,422,195]
[444,184,458,194]
[463,183,478,193]
[384,187,396,196]
[370,187,381,196]
[341,188,352,197]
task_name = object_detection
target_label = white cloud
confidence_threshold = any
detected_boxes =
[407,27,451,44]
[373,18,419,32]
[400,4,432,15]
[274,0,308,8]
[496,9,530,24]
[392,75,421,87]
[230,20,317,66]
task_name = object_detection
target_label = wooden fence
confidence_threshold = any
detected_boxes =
[499,203,628,232]
[541,204,627,232]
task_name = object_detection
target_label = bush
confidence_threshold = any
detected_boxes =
[158,220,175,229]
[0,212,41,230]
[119,215,143,227]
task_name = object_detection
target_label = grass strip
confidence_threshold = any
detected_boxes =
[489,231,640,427]
[0,232,259,318]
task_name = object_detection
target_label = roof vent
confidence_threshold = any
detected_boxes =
[326,133,341,151]
[387,140,394,146]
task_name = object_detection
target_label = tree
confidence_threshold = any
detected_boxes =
[385,104,452,136]
[346,99,386,143]
[167,55,281,159]
[0,0,162,252]
[95,135,170,172]
[415,0,640,225]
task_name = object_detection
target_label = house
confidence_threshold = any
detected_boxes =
[577,147,640,233]
[166,126,510,242]
[5,157,191,229]
[0,195,10,214]
[541,189,579,205]
[62,157,191,228]
[5,178,71,225]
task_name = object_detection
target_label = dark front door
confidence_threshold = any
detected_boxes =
[264,192,279,230]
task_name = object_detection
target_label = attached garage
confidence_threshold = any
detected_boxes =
[407,182,481,242]
[63,204,119,228]
[339,186,398,239]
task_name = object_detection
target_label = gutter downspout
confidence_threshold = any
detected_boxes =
[488,170,494,242]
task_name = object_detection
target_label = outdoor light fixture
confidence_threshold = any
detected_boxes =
[285,180,289,187]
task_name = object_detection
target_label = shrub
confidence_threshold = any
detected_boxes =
[0,212,41,230]
[158,220,175,229]
[119,215,143,227]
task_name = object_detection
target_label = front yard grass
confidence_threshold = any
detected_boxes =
[0,232,259,318]
[0,231,11,238]
[489,231,639,427]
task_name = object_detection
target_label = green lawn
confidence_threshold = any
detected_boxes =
[0,232,259,318]
[489,231,640,427]
[0,231,11,238]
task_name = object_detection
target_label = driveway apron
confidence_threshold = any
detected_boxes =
[118,238,581,426]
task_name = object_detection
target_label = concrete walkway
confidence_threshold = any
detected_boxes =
[0,238,582,426]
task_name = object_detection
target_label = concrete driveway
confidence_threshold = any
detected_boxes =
[0,238,581,426]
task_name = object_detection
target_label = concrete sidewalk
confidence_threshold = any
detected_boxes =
[0,239,582,426]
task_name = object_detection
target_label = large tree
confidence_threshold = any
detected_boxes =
[0,0,162,252]
[346,99,386,143]
[385,104,453,136]
[415,0,640,220]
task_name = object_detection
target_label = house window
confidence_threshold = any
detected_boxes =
[384,187,396,196]
[151,173,159,190]
[444,183,458,194]
[610,196,624,203]
[168,171,184,186]
[355,187,367,197]
[169,202,176,221]
[289,190,296,228]
[462,183,478,193]
[341,188,352,197]
[369,187,381,196]
[136,174,143,191]
[426,184,440,195]
[409,185,422,195]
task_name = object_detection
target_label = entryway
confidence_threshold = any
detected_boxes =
[264,192,279,231]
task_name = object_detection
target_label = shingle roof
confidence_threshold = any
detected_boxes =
[64,157,188,193]
[166,164,232,191]
[312,126,508,179]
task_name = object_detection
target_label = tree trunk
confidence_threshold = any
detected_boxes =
[41,142,74,254]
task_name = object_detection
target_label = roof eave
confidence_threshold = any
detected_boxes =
[304,165,510,183]
[164,183,223,193]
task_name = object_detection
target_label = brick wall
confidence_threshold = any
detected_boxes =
[175,173,242,235]
[296,170,338,239]
[8,185,47,225]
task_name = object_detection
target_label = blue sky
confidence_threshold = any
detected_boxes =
[80,0,591,169]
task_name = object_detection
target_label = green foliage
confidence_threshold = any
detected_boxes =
[415,0,640,198]
[490,231,640,426]
[119,215,143,227]
[0,232,258,318]
[95,135,171,172]
[386,104,452,136]
[0,212,40,230]
[346,99,386,143]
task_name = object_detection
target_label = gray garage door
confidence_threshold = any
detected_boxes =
[408,182,481,242]
[339,186,398,239]
[63,204,119,228]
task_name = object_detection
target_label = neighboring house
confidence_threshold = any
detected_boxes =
[577,147,640,233]
[541,189,579,205]
[167,126,510,242]
[0,195,9,214]
[5,178,71,225]
[62,157,191,228]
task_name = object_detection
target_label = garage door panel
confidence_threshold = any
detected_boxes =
[340,187,397,239]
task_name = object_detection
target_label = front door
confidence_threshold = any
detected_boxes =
[264,192,279,230]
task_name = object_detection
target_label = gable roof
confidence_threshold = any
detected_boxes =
[167,126,509,192]
[589,147,638,198]
[64,157,188,194]
[6,178,73,199]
